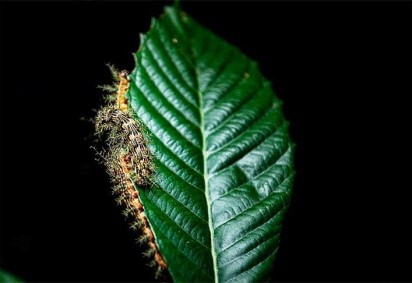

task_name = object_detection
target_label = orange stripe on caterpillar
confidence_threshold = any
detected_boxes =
[116,152,167,272]
[116,70,129,113]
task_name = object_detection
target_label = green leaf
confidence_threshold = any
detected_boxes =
[0,269,23,283]
[126,5,294,282]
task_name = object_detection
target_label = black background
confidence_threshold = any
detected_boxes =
[0,1,410,282]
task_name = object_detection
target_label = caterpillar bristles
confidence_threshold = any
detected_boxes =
[97,84,117,93]
[130,221,142,231]
[134,237,141,245]
[121,210,129,218]
[106,63,121,82]
[115,196,125,205]
[137,234,149,245]
[129,205,139,213]
[143,248,155,258]
[90,146,108,164]
[155,266,165,280]
[147,259,157,268]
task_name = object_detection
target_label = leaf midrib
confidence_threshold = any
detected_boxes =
[191,35,219,283]
[199,94,218,282]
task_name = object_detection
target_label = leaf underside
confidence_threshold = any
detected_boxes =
[126,6,294,282]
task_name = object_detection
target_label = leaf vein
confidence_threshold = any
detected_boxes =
[131,78,203,152]
[214,172,292,233]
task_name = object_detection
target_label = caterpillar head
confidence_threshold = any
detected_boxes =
[118,70,129,80]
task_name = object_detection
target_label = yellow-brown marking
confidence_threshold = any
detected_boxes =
[116,71,130,113]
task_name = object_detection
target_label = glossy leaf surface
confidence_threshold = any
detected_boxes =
[126,6,295,282]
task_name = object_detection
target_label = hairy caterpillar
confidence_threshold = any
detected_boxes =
[94,69,167,277]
